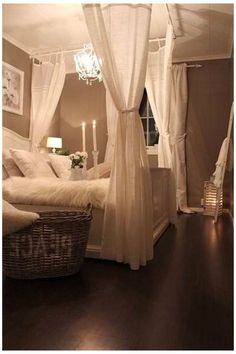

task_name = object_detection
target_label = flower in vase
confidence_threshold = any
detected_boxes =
[76,151,88,159]
[69,151,87,169]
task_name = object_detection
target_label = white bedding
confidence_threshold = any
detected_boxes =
[3,177,109,209]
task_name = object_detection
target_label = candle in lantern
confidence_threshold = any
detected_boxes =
[92,120,97,151]
[82,122,86,152]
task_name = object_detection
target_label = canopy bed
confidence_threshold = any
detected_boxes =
[3,3,195,270]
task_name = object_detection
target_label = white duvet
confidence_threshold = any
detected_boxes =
[3,177,109,209]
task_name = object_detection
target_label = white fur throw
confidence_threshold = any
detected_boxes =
[3,177,110,209]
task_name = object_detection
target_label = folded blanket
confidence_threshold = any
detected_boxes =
[3,200,40,236]
[3,177,109,209]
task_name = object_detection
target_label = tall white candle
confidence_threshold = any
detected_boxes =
[92,120,97,151]
[82,122,86,152]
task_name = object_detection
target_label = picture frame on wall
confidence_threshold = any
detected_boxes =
[2,62,24,115]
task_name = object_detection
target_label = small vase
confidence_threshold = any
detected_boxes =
[70,168,84,181]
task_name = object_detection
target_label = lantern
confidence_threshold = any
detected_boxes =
[203,180,223,217]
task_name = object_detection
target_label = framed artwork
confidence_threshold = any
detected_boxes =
[2,62,24,115]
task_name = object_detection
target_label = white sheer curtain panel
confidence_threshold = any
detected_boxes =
[213,138,232,187]
[104,90,118,162]
[30,55,65,151]
[170,64,193,213]
[83,4,153,270]
[212,102,234,188]
[146,23,174,168]
[145,23,176,222]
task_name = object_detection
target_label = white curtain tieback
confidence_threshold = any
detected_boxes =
[159,132,170,139]
[171,133,186,145]
[120,108,139,113]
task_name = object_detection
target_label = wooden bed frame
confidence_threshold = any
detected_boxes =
[3,126,170,259]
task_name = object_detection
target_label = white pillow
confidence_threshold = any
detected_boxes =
[49,154,71,179]
[3,200,40,236]
[3,149,24,177]
[87,161,111,180]
[10,149,56,178]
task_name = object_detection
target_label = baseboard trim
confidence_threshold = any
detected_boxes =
[189,207,233,224]
[190,207,203,213]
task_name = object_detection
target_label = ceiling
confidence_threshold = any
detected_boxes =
[3,3,233,72]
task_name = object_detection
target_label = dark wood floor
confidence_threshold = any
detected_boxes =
[3,213,233,350]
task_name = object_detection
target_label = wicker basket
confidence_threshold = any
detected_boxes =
[3,204,92,279]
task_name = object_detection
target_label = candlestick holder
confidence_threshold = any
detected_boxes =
[82,157,88,179]
[92,150,99,179]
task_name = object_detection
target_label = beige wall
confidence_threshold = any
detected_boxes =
[59,74,107,168]
[186,58,233,208]
[3,39,31,138]
[40,102,61,150]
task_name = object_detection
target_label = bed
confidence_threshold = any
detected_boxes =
[3,127,171,260]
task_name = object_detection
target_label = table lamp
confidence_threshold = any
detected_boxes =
[47,137,62,154]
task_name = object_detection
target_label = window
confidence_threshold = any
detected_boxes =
[139,89,159,146]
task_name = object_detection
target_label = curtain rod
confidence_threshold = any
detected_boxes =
[149,38,166,43]
[30,47,80,58]
[31,48,203,69]
[31,47,203,69]
[33,34,177,57]
[30,36,169,58]
[186,64,203,68]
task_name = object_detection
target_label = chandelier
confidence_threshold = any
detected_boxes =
[74,43,102,86]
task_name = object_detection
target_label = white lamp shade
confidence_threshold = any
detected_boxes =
[46,137,62,149]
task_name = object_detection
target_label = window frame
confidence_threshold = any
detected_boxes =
[140,94,158,148]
